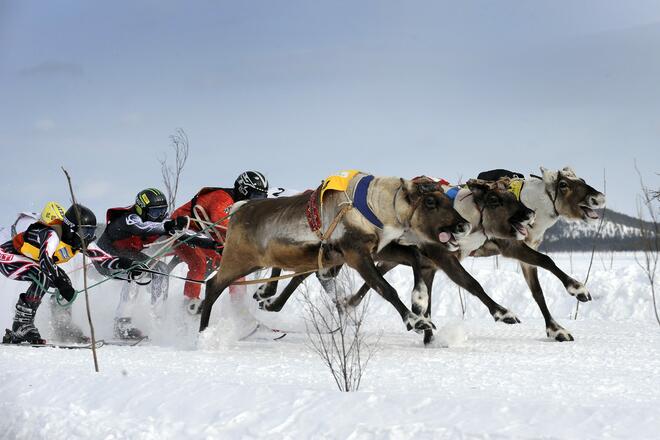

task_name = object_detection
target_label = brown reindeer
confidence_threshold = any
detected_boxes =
[254,178,536,345]
[199,174,470,333]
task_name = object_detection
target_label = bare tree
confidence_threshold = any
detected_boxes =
[159,128,189,212]
[574,169,607,320]
[652,190,660,202]
[634,165,660,326]
[301,270,381,392]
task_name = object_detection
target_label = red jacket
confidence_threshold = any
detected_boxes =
[172,188,235,239]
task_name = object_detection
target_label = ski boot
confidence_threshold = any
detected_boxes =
[184,297,203,315]
[54,320,90,343]
[3,296,46,344]
[114,317,145,340]
[50,296,90,343]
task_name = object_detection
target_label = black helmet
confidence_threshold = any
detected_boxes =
[234,171,268,201]
[135,188,168,221]
[62,204,98,248]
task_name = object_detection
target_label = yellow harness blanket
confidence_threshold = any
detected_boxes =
[320,170,360,204]
[507,179,524,201]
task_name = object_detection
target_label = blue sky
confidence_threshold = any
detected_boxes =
[1,1,659,225]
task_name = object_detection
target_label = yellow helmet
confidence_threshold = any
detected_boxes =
[40,201,66,224]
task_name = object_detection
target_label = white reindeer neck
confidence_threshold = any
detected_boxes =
[520,177,560,238]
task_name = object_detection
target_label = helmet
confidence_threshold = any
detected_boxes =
[135,188,168,222]
[234,171,268,201]
[40,201,65,224]
[62,204,98,248]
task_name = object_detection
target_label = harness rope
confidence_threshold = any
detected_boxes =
[34,210,236,305]
[531,172,561,218]
[40,176,445,305]
[314,202,352,271]
[191,204,226,243]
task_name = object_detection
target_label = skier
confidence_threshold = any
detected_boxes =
[171,171,269,314]
[96,188,219,339]
[0,201,65,243]
[0,202,92,342]
[0,204,143,344]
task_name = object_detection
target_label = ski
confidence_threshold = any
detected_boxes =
[2,340,105,350]
[239,325,287,341]
[99,336,149,347]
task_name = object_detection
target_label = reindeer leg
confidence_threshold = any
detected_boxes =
[254,268,282,302]
[497,240,591,302]
[421,261,436,345]
[520,263,574,342]
[261,273,312,312]
[346,262,396,307]
[347,242,422,308]
[200,258,258,332]
[343,247,434,334]
[408,248,431,318]
[424,244,520,325]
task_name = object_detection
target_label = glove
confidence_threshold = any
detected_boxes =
[164,216,188,234]
[199,237,223,254]
[53,277,76,302]
[117,257,135,271]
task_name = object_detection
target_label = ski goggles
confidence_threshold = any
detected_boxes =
[77,225,97,242]
[146,205,168,221]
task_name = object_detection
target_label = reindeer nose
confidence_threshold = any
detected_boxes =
[454,222,471,237]
[526,208,536,223]
[589,193,606,207]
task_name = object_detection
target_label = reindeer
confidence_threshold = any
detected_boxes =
[349,167,604,342]
[466,167,606,341]
[199,174,471,334]
[254,178,536,345]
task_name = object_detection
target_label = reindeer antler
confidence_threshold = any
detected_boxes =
[466,177,511,191]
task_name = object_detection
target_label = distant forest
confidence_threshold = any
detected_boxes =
[539,209,657,252]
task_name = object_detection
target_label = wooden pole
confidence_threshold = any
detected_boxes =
[62,167,99,372]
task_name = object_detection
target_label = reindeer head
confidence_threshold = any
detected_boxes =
[401,177,471,251]
[540,167,605,222]
[466,178,535,240]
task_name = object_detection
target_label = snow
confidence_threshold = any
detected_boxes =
[1,252,659,439]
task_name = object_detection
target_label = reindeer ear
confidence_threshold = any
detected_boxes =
[562,166,576,177]
[540,167,557,185]
[401,178,416,204]
[466,179,487,201]
[411,177,443,195]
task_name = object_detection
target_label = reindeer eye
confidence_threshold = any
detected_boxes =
[486,195,500,207]
[559,181,569,190]
[424,196,437,209]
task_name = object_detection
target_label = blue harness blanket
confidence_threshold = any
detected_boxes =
[353,175,384,229]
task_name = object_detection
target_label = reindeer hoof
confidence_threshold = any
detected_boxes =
[253,284,272,302]
[405,315,436,334]
[492,309,521,325]
[258,298,281,312]
[547,326,574,342]
[567,282,592,302]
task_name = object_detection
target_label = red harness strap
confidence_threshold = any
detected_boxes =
[304,188,322,238]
